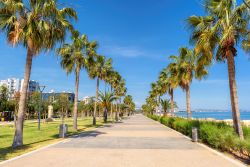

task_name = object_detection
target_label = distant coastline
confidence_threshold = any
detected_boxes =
[177,109,250,112]
[175,111,250,121]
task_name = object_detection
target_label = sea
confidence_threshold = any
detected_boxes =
[175,111,250,120]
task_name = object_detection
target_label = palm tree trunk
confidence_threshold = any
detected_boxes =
[61,107,64,124]
[226,51,244,139]
[65,109,68,118]
[186,85,191,119]
[73,70,80,131]
[104,107,108,123]
[93,77,99,125]
[115,102,118,122]
[170,89,174,115]
[119,98,121,119]
[12,45,33,148]
[110,104,113,122]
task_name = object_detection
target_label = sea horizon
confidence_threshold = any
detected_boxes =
[175,111,250,120]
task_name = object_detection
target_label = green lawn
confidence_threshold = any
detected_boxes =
[0,117,105,161]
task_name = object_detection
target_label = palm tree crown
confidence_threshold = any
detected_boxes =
[187,0,249,139]
[0,0,77,147]
[0,0,77,51]
[57,32,96,131]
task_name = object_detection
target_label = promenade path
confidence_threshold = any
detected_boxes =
[1,114,244,167]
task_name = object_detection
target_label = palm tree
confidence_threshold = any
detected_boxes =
[176,47,208,118]
[149,83,158,110]
[88,55,112,125]
[107,71,121,120]
[159,66,178,116]
[0,0,77,147]
[187,0,249,139]
[98,91,117,123]
[145,96,157,115]
[123,95,135,116]
[114,79,127,121]
[57,32,95,131]
[160,99,171,116]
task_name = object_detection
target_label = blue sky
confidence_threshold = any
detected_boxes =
[0,0,250,110]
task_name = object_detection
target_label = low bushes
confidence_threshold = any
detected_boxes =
[147,114,250,160]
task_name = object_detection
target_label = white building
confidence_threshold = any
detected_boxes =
[82,96,93,104]
[0,78,21,96]
[0,78,39,97]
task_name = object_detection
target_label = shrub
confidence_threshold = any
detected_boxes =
[173,119,192,136]
[243,126,250,139]
[146,114,250,160]
[199,123,224,149]
[147,114,160,121]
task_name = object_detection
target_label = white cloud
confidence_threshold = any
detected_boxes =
[102,45,144,58]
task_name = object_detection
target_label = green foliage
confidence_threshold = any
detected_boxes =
[160,99,171,113]
[0,117,105,161]
[57,93,69,111]
[57,32,96,75]
[0,86,9,112]
[0,0,77,52]
[98,91,117,109]
[123,95,135,112]
[148,115,250,159]
[88,55,113,81]
[30,92,41,112]
[243,126,250,139]
[78,100,94,114]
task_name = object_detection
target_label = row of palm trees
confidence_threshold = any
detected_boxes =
[144,0,250,140]
[0,0,131,148]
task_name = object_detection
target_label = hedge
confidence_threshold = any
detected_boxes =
[147,114,250,160]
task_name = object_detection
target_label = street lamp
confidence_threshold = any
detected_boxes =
[38,85,46,130]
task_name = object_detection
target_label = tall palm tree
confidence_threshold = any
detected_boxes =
[123,95,135,115]
[107,71,120,91]
[146,96,158,115]
[57,32,95,131]
[98,91,117,123]
[150,82,161,111]
[159,65,179,116]
[187,0,249,139]
[114,79,126,121]
[0,0,77,147]
[107,71,121,120]
[176,47,208,118]
[88,55,112,125]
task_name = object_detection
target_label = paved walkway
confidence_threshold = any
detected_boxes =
[0,114,244,167]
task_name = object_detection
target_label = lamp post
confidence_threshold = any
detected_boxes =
[38,85,46,130]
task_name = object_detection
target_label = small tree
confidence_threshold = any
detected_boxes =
[160,99,171,116]
[57,94,69,124]
[0,86,9,112]
[98,91,117,123]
